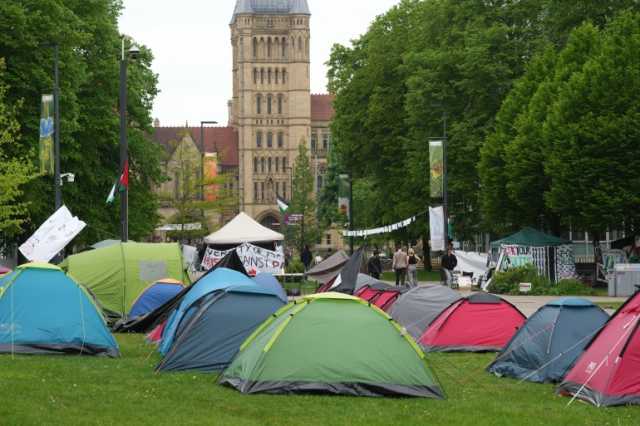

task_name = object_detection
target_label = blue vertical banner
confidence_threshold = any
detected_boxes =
[39,94,54,175]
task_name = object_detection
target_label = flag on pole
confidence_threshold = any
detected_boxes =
[277,196,289,214]
[106,160,129,204]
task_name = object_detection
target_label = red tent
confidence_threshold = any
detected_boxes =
[419,293,526,352]
[355,284,405,312]
[558,291,640,407]
[0,266,10,276]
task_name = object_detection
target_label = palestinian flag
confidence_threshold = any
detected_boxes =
[276,196,289,214]
[106,160,129,204]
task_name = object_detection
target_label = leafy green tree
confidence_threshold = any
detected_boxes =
[0,59,35,240]
[289,143,320,253]
[545,12,640,238]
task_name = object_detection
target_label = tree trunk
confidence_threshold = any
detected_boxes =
[422,234,432,272]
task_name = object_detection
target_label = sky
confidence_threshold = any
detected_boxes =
[118,0,400,127]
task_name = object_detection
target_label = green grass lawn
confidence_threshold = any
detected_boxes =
[596,301,625,311]
[1,335,638,425]
[381,269,441,283]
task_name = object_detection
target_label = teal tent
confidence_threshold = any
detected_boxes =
[491,227,570,251]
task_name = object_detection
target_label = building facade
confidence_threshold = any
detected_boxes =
[229,0,331,229]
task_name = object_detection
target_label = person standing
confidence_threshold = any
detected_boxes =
[392,246,408,286]
[367,250,383,279]
[440,242,458,287]
[301,245,313,271]
[407,248,421,287]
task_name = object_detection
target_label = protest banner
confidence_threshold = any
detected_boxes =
[201,243,285,276]
[19,206,86,262]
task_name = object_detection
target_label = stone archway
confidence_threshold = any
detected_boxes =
[257,211,281,232]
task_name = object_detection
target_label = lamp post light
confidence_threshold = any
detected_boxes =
[53,45,61,211]
[119,39,140,242]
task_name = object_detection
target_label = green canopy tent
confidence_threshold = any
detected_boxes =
[219,293,444,398]
[61,242,188,320]
[488,227,575,285]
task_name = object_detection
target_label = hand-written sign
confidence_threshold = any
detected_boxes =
[201,243,285,276]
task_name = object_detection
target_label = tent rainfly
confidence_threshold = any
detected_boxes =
[204,212,284,245]
[306,250,350,285]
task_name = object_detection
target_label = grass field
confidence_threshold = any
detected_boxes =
[1,335,638,425]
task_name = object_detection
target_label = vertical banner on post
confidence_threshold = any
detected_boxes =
[429,140,444,199]
[39,94,55,175]
[429,206,445,251]
[338,174,350,220]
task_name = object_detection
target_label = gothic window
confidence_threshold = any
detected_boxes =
[268,68,272,84]
[283,182,287,200]
[283,156,287,169]
[282,69,286,84]
[276,181,280,197]
[261,182,265,201]
[253,68,258,84]
[323,133,329,151]
[291,37,295,50]
[298,36,303,51]
[256,95,262,114]
[277,95,283,114]
[282,37,287,57]
[253,157,258,173]
[275,157,280,172]
[267,37,272,57]
[275,69,279,84]
[256,131,262,147]
[267,95,272,114]
[261,158,266,173]
[311,132,317,153]
[252,38,257,58]
[277,132,284,148]
[267,132,273,148]
[268,157,272,173]
[254,182,258,201]
[275,38,280,58]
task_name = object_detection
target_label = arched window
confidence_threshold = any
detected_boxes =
[275,38,280,58]
[311,132,317,153]
[260,68,264,84]
[267,95,272,114]
[261,158,266,173]
[256,95,262,114]
[283,156,287,169]
[259,37,264,57]
[275,157,280,172]
[282,69,286,84]
[276,181,280,197]
[253,68,258,84]
[267,132,273,148]
[261,182,265,201]
[267,37,272,57]
[282,37,287,57]
[254,157,258,173]
[256,131,263,148]
[252,38,257,58]
[268,157,272,173]
[278,132,284,148]
[298,36,302,51]
[275,69,279,84]
[268,68,272,84]
[323,132,329,151]
[254,182,258,201]
[277,95,283,114]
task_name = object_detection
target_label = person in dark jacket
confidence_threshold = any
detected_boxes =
[440,243,457,286]
[367,250,383,279]
[301,245,313,271]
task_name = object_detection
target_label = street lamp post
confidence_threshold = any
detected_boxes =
[200,121,218,201]
[53,45,61,211]
[119,39,140,242]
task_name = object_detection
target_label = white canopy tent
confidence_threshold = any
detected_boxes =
[204,212,284,245]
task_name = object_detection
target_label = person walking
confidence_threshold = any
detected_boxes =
[440,242,458,287]
[301,245,313,271]
[367,250,383,279]
[407,248,421,287]
[392,246,408,287]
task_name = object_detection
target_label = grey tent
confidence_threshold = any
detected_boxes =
[487,298,609,383]
[355,273,389,293]
[323,248,364,295]
[306,250,350,284]
[389,285,462,340]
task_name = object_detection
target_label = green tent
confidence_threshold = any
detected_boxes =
[490,227,571,250]
[61,242,188,318]
[219,293,444,398]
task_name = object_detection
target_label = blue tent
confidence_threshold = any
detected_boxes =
[0,264,119,357]
[129,279,184,318]
[156,268,286,372]
[253,273,287,302]
[487,298,608,383]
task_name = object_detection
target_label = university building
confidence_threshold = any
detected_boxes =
[153,0,334,235]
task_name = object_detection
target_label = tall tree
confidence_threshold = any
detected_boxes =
[289,143,320,253]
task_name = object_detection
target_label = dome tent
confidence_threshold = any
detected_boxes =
[487,298,609,383]
[558,291,640,406]
[419,293,526,352]
[219,293,444,398]
[128,279,185,319]
[389,285,462,340]
[156,268,286,372]
[0,264,119,357]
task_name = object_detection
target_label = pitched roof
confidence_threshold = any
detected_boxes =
[152,127,239,167]
[232,0,311,22]
[311,94,334,122]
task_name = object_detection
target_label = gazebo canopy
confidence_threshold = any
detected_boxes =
[204,212,284,245]
[491,227,571,249]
